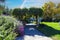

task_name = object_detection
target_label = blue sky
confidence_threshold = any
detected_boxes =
[5,0,24,9]
[5,0,60,9]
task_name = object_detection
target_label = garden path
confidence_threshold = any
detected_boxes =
[16,23,52,40]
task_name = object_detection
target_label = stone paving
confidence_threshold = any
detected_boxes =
[16,23,53,40]
[24,35,52,40]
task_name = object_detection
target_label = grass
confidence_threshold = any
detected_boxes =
[42,22,60,30]
[38,22,60,40]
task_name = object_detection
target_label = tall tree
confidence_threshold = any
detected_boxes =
[21,8,28,20]
[29,7,43,25]
[12,8,28,20]
[12,8,21,19]
[0,0,5,15]
[29,8,43,17]
[42,2,55,21]
[57,3,60,8]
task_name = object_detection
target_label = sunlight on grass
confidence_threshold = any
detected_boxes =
[52,34,60,40]
[42,22,60,30]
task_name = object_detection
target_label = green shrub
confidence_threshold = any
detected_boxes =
[0,16,19,40]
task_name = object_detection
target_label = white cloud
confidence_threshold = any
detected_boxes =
[20,0,27,8]
[20,0,60,8]
[20,0,43,8]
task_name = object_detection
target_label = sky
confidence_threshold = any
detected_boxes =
[5,0,60,9]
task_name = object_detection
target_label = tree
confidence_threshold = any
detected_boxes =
[12,8,28,20]
[42,2,55,21]
[57,3,60,8]
[0,0,5,15]
[21,8,28,20]
[8,9,13,15]
[29,8,43,17]
[54,4,60,19]
[12,8,21,19]
[29,7,43,25]
[0,5,5,15]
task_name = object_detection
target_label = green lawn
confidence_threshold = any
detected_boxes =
[42,22,60,30]
[38,22,60,40]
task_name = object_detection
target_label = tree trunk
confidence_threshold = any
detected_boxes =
[36,15,37,24]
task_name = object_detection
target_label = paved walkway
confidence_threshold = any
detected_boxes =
[16,23,52,40]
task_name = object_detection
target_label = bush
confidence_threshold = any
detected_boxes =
[0,15,20,40]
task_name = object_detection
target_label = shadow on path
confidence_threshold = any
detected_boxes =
[15,36,24,40]
[24,25,45,36]
[15,24,45,40]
